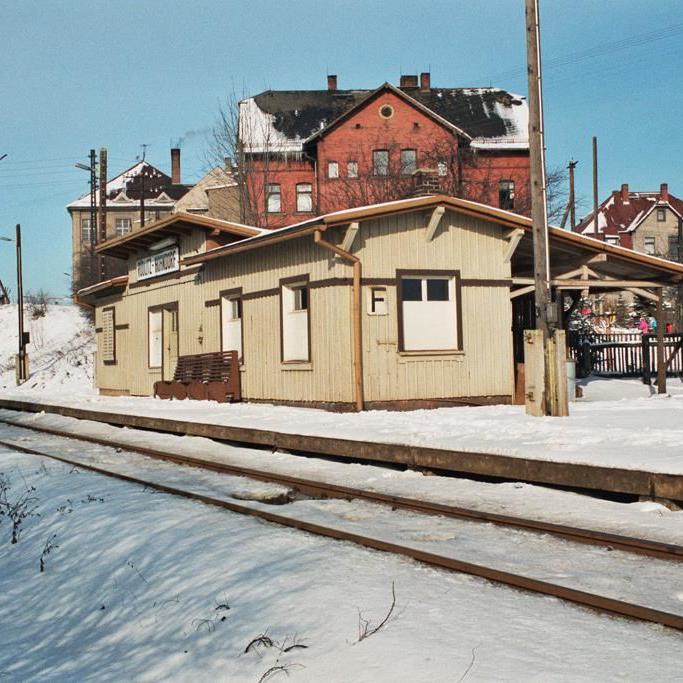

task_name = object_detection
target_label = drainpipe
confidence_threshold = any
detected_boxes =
[314,229,364,411]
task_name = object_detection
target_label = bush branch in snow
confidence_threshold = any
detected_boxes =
[0,476,39,544]
[456,643,480,683]
[39,533,58,573]
[357,581,397,642]
[258,663,303,683]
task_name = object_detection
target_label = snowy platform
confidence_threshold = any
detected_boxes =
[1,377,683,500]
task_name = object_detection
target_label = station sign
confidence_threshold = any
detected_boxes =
[137,246,179,281]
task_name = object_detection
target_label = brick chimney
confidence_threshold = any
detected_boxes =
[411,168,441,197]
[660,183,669,202]
[171,148,181,184]
[420,72,431,92]
[327,74,337,92]
[620,183,629,203]
[400,74,418,88]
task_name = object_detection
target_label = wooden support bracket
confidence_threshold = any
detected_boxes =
[425,207,446,242]
[504,228,525,263]
[340,222,359,252]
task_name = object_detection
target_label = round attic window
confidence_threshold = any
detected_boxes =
[379,104,394,119]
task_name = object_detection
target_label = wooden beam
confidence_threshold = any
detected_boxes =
[425,206,446,241]
[340,222,359,252]
[504,228,525,263]
[511,285,536,299]
[552,279,665,288]
[656,290,666,394]
[512,277,534,285]
[624,287,659,302]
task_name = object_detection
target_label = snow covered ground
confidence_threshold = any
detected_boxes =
[1,446,682,682]
[3,376,683,475]
[0,304,94,394]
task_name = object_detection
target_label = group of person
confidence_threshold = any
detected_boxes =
[638,316,674,334]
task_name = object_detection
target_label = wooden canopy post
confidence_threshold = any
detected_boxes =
[656,289,667,394]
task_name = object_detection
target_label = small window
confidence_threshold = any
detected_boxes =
[148,309,163,368]
[266,184,281,213]
[399,275,459,352]
[437,161,448,177]
[293,286,308,311]
[101,307,116,363]
[296,183,313,212]
[81,218,92,243]
[368,287,388,316]
[115,218,131,236]
[644,236,656,255]
[281,280,310,362]
[327,161,339,179]
[347,161,358,178]
[657,208,666,222]
[379,104,394,119]
[669,236,679,260]
[373,150,389,176]
[499,180,515,210]
[605,235,619,246]
[400,149,417,176]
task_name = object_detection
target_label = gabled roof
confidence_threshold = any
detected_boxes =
[182,194,683,284]
[96,211,267,259]
[76,275,128,300]
[67,160,192,210]
[576,187,683,235]
[239,84,528,154]
[173,167,237,214]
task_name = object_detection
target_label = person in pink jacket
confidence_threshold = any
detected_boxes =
[638,317,649,334]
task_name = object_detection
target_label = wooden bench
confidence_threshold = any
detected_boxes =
[154,351,241,403]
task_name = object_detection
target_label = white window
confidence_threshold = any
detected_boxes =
[115,218,131,236]
[327,161,339,179]
[221,294,242,360]
[437,161,448,177]
[101,308,115,363]
[266,184,281,213]
[605,235,619,246]
[296,183,313,212]
[348,161,358,178]
[81,218,93,243]
[281,281,309,362]
[400,149,417,176]
[148,309,163,368]
[373,150,389,176]
[368,287,388,315]
[644,236,656,255]
[400,275,459,351]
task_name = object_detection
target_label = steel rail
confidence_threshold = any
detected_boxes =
[0,416,680,563]
[1,434,682,633]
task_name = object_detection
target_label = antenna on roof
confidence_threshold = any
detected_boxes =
[140,143,149,161]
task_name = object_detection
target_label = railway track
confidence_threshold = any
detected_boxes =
[0,414,682,633]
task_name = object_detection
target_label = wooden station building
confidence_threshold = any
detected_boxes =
[78,195,683,410]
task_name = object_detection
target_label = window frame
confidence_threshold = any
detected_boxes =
[81,217,93,243]
[101,306,116,365]
[327,161,339,179]
[220,287,244,363]
[373,149,389,177]
[147,306,164,369]
[668,235,680,260]
[266,183,282,214]
[498,179,516,210]
[396,269,463,353]
[400,149,417,176]
[347,160,359,178]
[279,274,311,364]
[643,236,656,255]
[657,208,666,222]
[295,183,313,213]
[115,217,132,236]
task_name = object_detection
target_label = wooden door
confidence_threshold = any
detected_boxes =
[163,305,179,381]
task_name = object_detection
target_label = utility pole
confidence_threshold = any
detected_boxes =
[569,160,577,230]
[525,0,551,338]
[16,224,27,384]
[524,0,568,417]
[592,136,599,238]
[99,147,108,280]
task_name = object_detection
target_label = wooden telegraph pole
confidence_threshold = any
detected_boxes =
[592,136,599,238]
[99,147,108,280]
[524,0,568,416]
[569,160,577,230]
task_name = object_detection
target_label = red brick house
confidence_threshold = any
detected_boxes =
[575,183,683,259]
[238,73,530,228]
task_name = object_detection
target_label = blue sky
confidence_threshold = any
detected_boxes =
[1,0,682,297]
